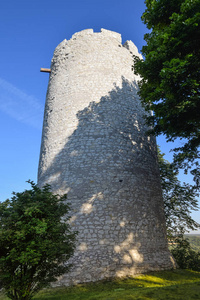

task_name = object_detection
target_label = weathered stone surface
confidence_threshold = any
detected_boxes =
[38,28,175,286]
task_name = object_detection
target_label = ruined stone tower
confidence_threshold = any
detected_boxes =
[38,29,174,285]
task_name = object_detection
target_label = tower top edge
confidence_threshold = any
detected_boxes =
[54,29,142,59]
[70,28,122,43]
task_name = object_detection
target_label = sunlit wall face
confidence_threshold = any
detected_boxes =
[38,29,175,286]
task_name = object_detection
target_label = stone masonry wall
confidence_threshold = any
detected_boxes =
[38,29,175,286]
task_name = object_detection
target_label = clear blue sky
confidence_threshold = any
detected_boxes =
[0,0,199,232]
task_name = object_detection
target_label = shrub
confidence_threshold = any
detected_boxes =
[0,181,77,300]
[171,238,200,271]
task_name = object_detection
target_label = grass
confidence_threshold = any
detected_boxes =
[0,269,200,300]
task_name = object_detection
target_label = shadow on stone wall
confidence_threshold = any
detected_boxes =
[38,77,172,284]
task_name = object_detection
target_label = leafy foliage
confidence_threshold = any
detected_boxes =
[158,147,199,239]
[0,181,77,300]
[158,148,200,270]
[171,237,200,271]
[185,234,200,252]
[134,0,200,186]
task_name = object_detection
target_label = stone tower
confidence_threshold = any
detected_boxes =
[38,29,175,285]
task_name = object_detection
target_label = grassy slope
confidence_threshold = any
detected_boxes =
[1,269,200,300]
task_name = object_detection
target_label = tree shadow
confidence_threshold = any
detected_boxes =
[38,77,174,285]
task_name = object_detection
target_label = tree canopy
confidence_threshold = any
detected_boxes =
[0,181,77,300]
[158,147,200,270]
[134,0,200,185]
[158,147,199,240]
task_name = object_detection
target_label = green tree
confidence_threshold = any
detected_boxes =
[158,148,199,240]
[0,181,77,300]
[134,0,200,186]
[171,237,200,271]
